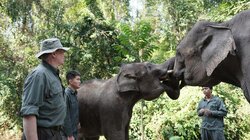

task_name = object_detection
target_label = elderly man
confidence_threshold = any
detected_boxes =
[20,38,69,140]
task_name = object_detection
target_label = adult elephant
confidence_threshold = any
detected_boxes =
[173,9,250,103]
[78,57,179,140]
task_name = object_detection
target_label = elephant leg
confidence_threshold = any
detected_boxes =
[104,131,126,140]
[241,60,250,103]
[125,124,129,140]
[241,78,250,103]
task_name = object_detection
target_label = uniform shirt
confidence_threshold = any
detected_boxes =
[63,87,79,138]
[197,96,227,130]
[20,60,66,127]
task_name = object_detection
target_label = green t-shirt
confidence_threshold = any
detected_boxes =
[20,61,66,127]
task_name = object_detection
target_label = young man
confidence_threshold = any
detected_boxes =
[20,38,69,140]
[197,86,227,140]
[63,70,81,140]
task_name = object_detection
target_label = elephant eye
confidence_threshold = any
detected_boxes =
[187,49,197,57]
[146,63,152,71]
[176,51,184,62]
[176,51,181,57]
[124,74,137,80]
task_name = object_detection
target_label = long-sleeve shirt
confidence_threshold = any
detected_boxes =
[20,61,66,127]
[197,95,227,130]
[63,87,79,138]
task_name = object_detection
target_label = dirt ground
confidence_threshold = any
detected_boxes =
[0,131,22,140]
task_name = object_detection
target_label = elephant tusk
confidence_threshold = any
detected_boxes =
[160,70,174,80]
[167,70,173,74]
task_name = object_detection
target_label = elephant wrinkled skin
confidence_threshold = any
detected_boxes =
[173,9,250,103]
[78,58,179,140]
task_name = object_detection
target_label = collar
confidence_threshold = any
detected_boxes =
[67,87,77,95]
[203,95,214,101]
[41,60,60,76]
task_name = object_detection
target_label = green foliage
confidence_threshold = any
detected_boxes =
[14,0,124,79]
[116,20,157,62]
[204,0,250,21]
[130,85,250,140]
[145,0,204,63]
[214,84,250,140]
[130,87,201,140]
[60,17,123,79]
[6,0,34,22]
[98,0,130,21]
[85,0,104,19]
[0,31,38,133]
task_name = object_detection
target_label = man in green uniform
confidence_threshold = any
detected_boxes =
[197,86,227,140]
[63,70,81,140]
[20,38,69,140]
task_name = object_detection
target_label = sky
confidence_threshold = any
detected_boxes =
[129,0,144,18]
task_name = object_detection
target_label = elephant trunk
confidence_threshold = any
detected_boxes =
[173,60,185,80]
[159,57,175,79]
[160,57,182,100]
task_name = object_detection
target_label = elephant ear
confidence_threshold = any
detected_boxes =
[116,63,146,93]
[201,25,236,76]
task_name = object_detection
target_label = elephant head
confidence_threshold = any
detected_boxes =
[173,21,238,87]
[117,58,180,100]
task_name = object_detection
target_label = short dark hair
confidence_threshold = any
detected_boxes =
[202,86,213,90]
[66,70,81,84]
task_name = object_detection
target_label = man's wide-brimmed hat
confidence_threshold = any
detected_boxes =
[36,38,69,58]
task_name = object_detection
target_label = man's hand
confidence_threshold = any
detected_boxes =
[67,136,74,140]
[78,123,81,129]
[203,109,212,116]
[199,108,212,116]
[199,108,205,115]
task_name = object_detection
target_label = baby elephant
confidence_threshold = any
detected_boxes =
[78,57,179,140]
